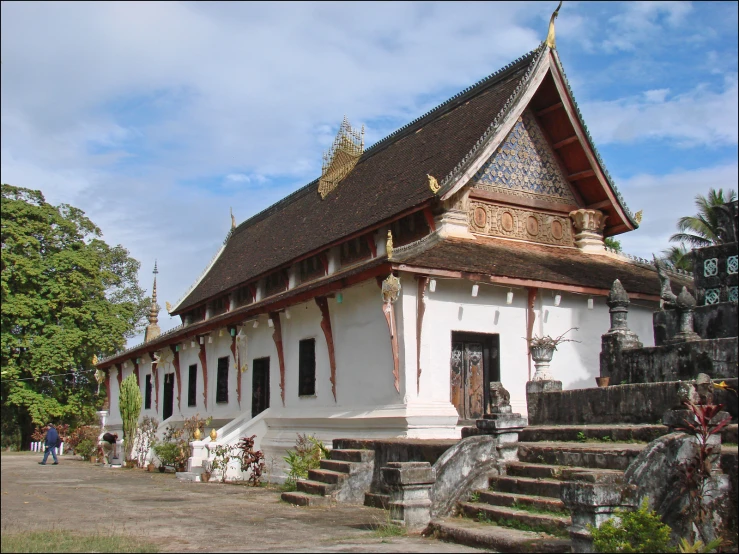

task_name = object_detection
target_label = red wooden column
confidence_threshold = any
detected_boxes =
[270,312,286,406]
[198,340,208,411]
[526,287,538,382]
[416,276,429,394]
[315,297,337,402]
[152,358,160,413]
[132,359,140,387]
[170,345,181,413]
[229,327,241,408]
[104,369,111,407]
[382,302,400,393]
[115,363,123,393]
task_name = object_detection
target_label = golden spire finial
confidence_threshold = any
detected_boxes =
[546,1,563,49]
[386,230,394,260]
[319,116,365,199]
[145,261,162,342]
[230,207,236,229]
[427,174,440,194]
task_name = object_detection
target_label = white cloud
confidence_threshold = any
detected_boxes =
[602,1,694,52]
[617,163,739,259]
[579,75,738,147]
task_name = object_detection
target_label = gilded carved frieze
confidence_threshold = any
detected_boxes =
[468,201,574,246]
[472,110,577,205]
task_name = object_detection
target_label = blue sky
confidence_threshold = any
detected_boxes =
[1,1,737,341]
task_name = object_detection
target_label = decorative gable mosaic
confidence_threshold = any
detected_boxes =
[472,110,577,205]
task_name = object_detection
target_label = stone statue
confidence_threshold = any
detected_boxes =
[487,382,512,414]
[653,255,677,309]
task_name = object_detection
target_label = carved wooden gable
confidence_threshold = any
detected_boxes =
[472,110,576,205]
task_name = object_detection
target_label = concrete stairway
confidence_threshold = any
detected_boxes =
[281,448,374,506]
[429,425,657,553]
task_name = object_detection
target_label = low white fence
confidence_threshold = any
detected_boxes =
[30,441,64,455]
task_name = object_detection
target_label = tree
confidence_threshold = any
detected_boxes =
[670,188,737,248]
[604,237,623,252]
[119,374,142,462]
[661,244,693,272]
[1,184,149,449]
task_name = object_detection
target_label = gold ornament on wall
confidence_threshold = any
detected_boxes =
[209,428,218,441]
[319,117,365,199]
[427,174,440,194]
[381,274,402,304]
[386,230,394,260]
[165,301,173,314]
[634,210,643,224]
[92,354,99,366]
[193,428,202,441]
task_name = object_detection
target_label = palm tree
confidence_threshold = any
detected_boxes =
[661,244,693,272]
[669,188,737,248]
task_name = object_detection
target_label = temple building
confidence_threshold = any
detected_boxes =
[96,32,691,467]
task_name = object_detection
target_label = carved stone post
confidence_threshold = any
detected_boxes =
[476,383,527,461]
[561,472,638,553]
[382,462,435,531]
[600,280,642,384]
[666,287,701,343]
[569,209,607,252]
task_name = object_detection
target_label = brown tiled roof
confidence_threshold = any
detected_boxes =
[175,49,541,313]
[396,236,693,297]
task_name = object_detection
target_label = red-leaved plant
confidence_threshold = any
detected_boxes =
[677,400,731,544]
[237,435,265,487]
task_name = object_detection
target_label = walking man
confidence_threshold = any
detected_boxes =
[38,423,59,465]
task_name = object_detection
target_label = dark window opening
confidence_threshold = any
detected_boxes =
[390,211,430,247]
[212,296,228,316]
[298,339,316,397]
[216,356,229,404]
[252,357,270,418]
[340,236,372,266]
[236,286,254,307]
[144,374,152,409]
[188,364,197,407]
[299,253,327,282]
[265,271,288,297]
[163,373,174,421]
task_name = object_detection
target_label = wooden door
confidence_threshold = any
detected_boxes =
[450,333,499,421]
[163,373,174,421]
[252,357,270,418]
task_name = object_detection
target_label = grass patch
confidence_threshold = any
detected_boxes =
[724,442,738,448]
[0,530,159,553]
[511,501,567,516]
[369,514,406,538]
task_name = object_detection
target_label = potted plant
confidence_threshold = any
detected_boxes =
[152,441,180,472]
[526,328,579,381]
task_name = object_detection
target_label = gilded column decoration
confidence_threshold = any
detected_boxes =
[381,274,402,393]
[315,297,338,402]
[471,110,577,206]
[416,277,429,395]
[169,345,182,413]
[197,342,208,410]
[569,208,607,252]
[386,230,394,259]
[468,201,574,246]
[270,312,286,406]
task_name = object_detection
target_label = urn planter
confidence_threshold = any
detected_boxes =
[595,377,610,387]
[530,344,556,381]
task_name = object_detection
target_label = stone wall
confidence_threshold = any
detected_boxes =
[526,378,738,425]
[602,336,737,385]
[693,243,738,306]
[653,303,738,345]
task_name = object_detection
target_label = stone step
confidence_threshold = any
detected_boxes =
[308,468,349,485]
[330,449,375,463]
[489,475,562,498]
[296,479,335,496]
[477,490,567,514]
[519,425,667,444]
[280,491,332,507]
[506,462,624,481]
[459,501,571,535]
[320,459,353,474]
[364,492,389,509]
[518,442,646,471]
[429,517,571,553]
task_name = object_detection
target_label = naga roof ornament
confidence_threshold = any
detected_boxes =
[545,1,563,49]
[319,116,365,199]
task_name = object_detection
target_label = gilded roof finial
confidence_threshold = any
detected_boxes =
[427,174,440,194]
[319,116,365,199]
[386,230,394,260]
[230,207,236,229]
[546,1,563,49]
[145,261,161,342]
[634,210,643,224]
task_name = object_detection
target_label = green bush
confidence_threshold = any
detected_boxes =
[75,438,98,461]
[152,441,181,468]
[589,498,675,553]
[283,434,330,486]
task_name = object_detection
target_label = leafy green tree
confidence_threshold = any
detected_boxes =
[1,184,149,449]
[604,237,623,252]
[670,188,737,248]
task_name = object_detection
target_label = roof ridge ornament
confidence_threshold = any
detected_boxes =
[319,116,365,199]
[546,1,563,49]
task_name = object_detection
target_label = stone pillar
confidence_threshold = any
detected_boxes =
[569,209,607,253]
[476,383,528,460]
[525,380,562,425]
[561,471,638,553]
[96,410,109,431]
[381,462,435,531]
[599,280,642,384]
[188,440,208,473]
[666,287,701,343]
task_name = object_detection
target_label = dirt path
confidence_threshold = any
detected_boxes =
[1,453,489,552]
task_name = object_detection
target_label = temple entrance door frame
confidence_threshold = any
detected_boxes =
[163,372,175,421]
[450,331,500,423]
[252,357,270,418]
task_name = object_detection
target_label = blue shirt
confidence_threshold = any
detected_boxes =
[45,427,59,447]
